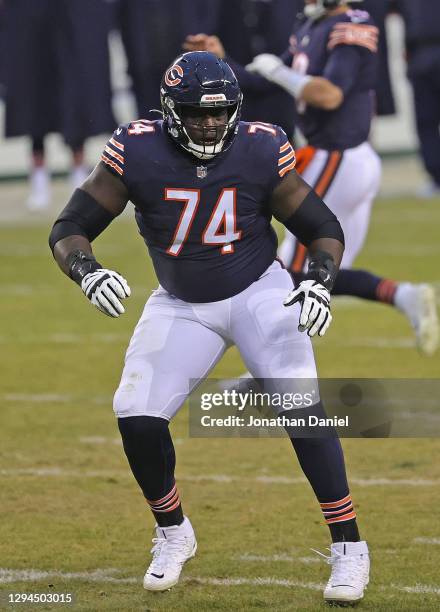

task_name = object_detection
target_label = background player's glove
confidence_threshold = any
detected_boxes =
[284,280,332,337]
[246,53,284,79]
[81,269,131,317]
[246,53,312,99]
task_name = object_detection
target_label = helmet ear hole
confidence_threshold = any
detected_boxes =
[160,51,242,159]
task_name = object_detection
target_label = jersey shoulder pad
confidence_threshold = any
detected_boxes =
[328,12,378,53]
[345,9,373,25]
[240,120,281,143]
[101,120,162,178]
[240,122,296,181]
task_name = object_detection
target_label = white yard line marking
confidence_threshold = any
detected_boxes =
[78,436,184,446]
[236,554,319,564]
[392,584,440,595]
[186,577,324,590]
[79,436,122,446]
[3,393,112,404]
[0,568,439,596]
[0,568,136,584]
[329,338,415,349]
[0,333,127,345]
[3,394,74,403]
[0,469,438,487]
[414,537,440,545]
[0,468,128,478]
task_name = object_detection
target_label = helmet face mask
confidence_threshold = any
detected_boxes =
[160,52,243,160]
[304,0,363,20]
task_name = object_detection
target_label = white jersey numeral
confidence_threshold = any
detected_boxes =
[202,188,241,254]
[164,189,200,256]
[291,53,310,115]
[164,188,241,256]
[248,122,277,136]
[127,120,155,135]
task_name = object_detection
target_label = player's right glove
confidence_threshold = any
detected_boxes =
[67,250,131,318]
[284,280,332,338]
[81,269,131,317]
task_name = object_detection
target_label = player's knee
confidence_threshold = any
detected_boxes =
[113,375,153,418]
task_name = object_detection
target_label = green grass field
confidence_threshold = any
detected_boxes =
[1,190,440,611]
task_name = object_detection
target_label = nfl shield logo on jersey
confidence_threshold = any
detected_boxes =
[197,165,207,179]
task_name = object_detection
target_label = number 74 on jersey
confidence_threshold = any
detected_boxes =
[164,188,242,256]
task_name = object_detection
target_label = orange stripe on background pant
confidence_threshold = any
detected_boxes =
[290,149,342,273]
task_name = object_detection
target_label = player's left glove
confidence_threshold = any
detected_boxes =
[246,53,284,79]
[246,54,312,99]
[284,280,332,338]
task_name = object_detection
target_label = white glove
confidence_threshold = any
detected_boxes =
[284,280,332,338]
[246,53,284,79]
[246,53,312,99]
[81,269,131,317]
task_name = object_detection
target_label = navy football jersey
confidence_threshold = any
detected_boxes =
[283,9,379,150]
[101,120,296,302]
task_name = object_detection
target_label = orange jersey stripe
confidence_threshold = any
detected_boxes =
[104,145,124,164]
[109,137,124,151]
[328,23,379,52]
[279,142,291,154]
[279,159,297,177]
[101,154,123,175]
[278,148,295,166]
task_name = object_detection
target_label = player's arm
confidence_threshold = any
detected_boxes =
[246,54,343,110]
[270,170,345,337]
[247,19,378,111]
[48,163,131,317]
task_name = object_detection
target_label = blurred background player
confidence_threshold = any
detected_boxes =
[117,0,301,138]
[205,0,302,136]
[117,0,222,119]
[362,0,396,117]
[184,0,439,355]
[391,0,440,198]
[1,0,115,210]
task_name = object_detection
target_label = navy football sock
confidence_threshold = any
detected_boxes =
[287,402,360,543]
[118,416,183,527]
[292,268,397,304]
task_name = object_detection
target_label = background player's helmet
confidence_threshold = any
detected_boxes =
[304,0,363,20]
[160,51,243,160]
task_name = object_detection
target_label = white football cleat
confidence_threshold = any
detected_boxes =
[143,516,197,591]
[394,283,439,356]
[316,540,369,605]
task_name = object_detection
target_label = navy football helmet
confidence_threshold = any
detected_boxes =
[160,51,242,160]
[304,0,363,20]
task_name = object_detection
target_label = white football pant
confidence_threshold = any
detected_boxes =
[278,141,382,271]
[113,261,317,420]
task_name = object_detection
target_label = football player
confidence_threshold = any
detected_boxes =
[49,52,369,605]
[184,0,439,356]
